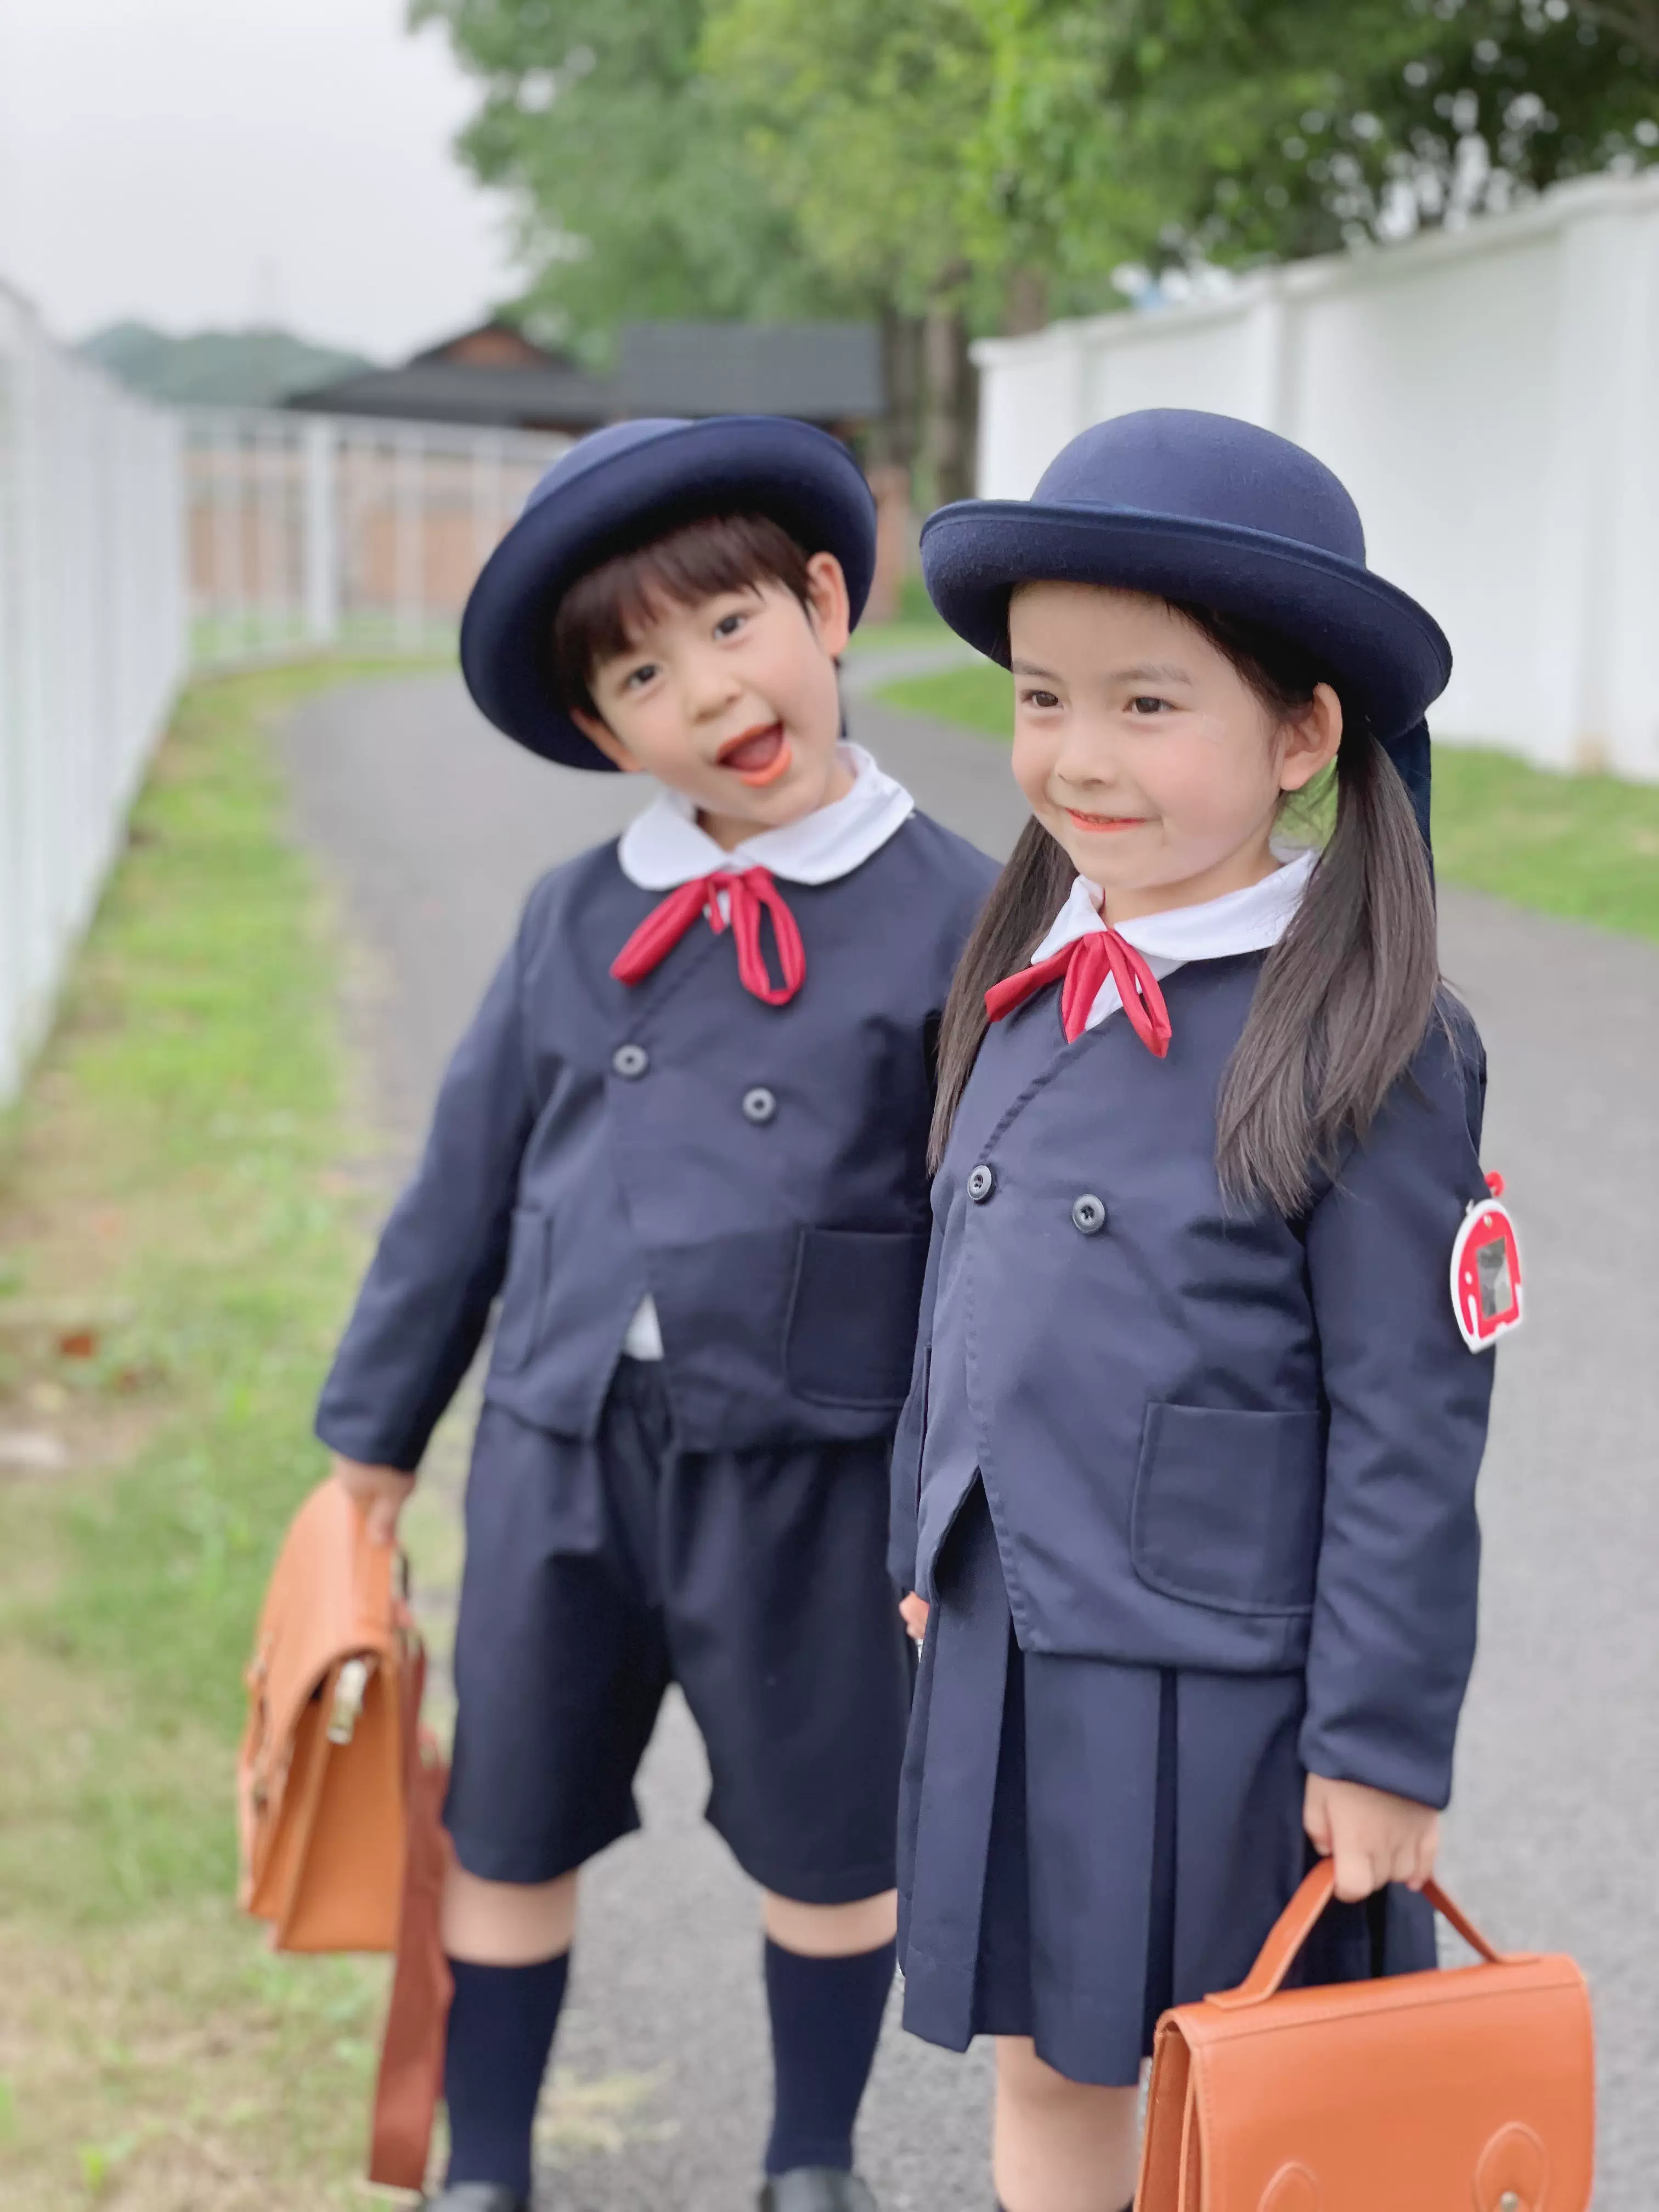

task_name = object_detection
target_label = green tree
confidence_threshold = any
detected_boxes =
[410,0,848,359]
[701,0,1004,496]
[999,0,1659,278]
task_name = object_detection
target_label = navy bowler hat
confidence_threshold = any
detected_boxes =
[922,410,1447,843]
[461,415,878,771]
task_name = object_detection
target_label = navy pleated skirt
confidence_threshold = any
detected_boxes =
[898,1484,1435,2086]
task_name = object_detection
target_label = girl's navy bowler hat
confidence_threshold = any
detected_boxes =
[461,414,878,771]
[922,409,1448,842]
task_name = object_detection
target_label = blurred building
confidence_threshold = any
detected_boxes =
[286,322,612,436]
[616,320,882,437]
[284,317,902,617]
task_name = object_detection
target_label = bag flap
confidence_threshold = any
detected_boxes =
[240,1482,407,1875]
[248,1481,402,1742]
[1175,1961,1595,2212]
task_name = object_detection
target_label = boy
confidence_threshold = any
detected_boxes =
[317,416,996,2212]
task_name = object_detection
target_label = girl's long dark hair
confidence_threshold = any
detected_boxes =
[928,603,1441,1216]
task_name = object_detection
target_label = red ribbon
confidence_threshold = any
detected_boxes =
[985,928,1172,1057]
[610,866,805,1007]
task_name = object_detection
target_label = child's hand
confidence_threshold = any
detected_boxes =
[332,1455,415,1547]
[1304,1773,1440,1900]
[899,1592,929,1643]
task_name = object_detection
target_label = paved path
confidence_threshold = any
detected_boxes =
[282,673,1657,2210]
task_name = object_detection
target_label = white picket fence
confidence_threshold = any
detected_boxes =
[0,278,187,1103]
[975,171,1659,783]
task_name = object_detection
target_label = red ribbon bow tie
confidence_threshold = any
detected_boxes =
[985,927,1172,1056]
[611,865,806,1007]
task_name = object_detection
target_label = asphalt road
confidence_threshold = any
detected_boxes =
[281,672,1657,2211]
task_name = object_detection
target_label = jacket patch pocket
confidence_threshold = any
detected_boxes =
[490,1207,552,1376]
[785,1227,931,1409]
[1130,1402,1325,1616]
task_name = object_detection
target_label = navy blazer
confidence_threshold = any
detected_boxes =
[890,953,1496,1809]
[317,814,996,1465]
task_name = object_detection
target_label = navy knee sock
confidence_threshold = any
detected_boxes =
[443,1951,570,2196]
[763,1936,895,2176]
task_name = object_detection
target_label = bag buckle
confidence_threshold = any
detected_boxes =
[327,1656,371,1745]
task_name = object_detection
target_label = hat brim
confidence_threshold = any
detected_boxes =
[462,416,878,770]
[920,503,1451,744]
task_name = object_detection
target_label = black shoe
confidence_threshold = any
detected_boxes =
[759,2171,879,2212]
[420,2186,529,2211]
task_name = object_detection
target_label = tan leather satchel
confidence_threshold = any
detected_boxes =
[1137,1859,1595,2212]
[239,1478,453,2190]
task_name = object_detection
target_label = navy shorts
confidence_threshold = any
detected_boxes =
[445,1359,911,1901]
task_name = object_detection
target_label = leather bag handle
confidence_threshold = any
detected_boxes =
[1207,1859,1523,2012]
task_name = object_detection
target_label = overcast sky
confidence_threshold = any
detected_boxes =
[0,0,520,359]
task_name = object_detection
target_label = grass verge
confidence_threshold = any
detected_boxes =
[0,661,413,2209]
[876,662,1659,942]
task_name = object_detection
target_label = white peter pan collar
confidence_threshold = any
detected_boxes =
[1029,845,1319,1034]
[617,742,916,890]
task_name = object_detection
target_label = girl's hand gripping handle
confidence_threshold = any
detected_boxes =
[1303,1773,1440,1900]
[899,1592,930,1644]
[332,1453,416,1548]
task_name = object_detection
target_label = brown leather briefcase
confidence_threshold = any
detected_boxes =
[239,1478,452,2190]
[1137,1858,1595,2212]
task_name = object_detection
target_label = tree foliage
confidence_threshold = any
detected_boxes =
[414,0,1657,479]
[1102,0,1659,272]
[410,0,854,356]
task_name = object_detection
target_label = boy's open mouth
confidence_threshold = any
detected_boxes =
[716,723,792,785]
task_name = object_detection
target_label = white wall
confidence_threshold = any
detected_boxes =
[974,174,1659,781]
[0,280,186,1102]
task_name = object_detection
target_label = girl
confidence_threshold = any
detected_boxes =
[889,410,1498,2212]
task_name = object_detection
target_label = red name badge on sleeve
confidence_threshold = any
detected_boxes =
[1450,1171,1523,1351]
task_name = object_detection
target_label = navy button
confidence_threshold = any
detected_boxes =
[967,1163,996,1203]
[1071,1193,1107,1235]
[611,1042,649,1079]
[742,1085,777,1125]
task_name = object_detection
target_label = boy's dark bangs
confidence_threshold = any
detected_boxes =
[549,510,813,715]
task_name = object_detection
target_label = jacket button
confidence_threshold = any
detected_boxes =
[611,1042,650,1079]
[742,1085,777,1124]
[967,1163,996,1202]
[1071,1193,1107,1235]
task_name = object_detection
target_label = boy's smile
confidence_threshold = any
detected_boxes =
[716,720,793,785]
[570,552,853,848]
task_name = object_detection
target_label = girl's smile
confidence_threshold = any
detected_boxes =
[1062,806,1148,834]
[1009,581,1341,923]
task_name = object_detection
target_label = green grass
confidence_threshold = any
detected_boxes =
[877,658,1009,729]
[844,568,955,659]
[0,654,650,2208]
[876,661,1659,943]
[0,659,410,2205]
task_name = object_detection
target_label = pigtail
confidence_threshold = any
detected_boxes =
[1216,723,1441,1215]
[929,816,1075,1169]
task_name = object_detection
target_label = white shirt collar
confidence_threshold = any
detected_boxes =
[617,742,916,890]
[1029,845,1318,1033]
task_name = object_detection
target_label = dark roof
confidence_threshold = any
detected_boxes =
[408,322,556,370]
[285,358,613,432]
[618,322,882,424]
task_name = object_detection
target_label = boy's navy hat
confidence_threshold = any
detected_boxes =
[461,415,878,771]
[921,409,1446,844]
